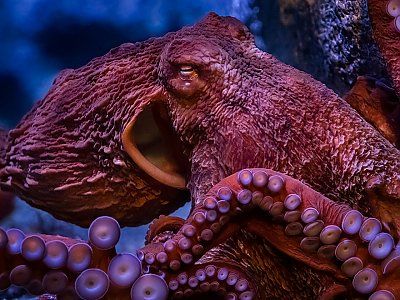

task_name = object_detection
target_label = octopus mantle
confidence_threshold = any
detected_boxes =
[0,1,400,300]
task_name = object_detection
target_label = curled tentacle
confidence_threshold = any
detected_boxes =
[0,220,120,299]
[145,215,185,245]
[139,168,400,299]
[166,262,255,300]
[0,216,170,300]
[1,169,399,299]
[0,232,89,296]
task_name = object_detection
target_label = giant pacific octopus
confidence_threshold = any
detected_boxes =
[0,1,400,299]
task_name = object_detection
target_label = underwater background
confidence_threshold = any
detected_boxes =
[0,0,389,298]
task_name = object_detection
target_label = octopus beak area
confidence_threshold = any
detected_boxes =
[122,101,188,190]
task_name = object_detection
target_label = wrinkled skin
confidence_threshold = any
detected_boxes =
[344,76,400,148]
[368,0,400,94]
[0,35,190,227]
[0,130,14,221]
[0,7,400,300]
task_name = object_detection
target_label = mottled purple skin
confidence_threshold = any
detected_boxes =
[369,0,400,95]
[0,13,398,227]
[0,129,14,220]
[344,76,400,148]
[0,12,399,299]
[0,44,187,227]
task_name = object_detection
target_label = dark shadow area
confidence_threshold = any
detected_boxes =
[257,0,325,78]
[255,0,390,96]
[0,73,31,128]
[35,13,187,69]
[255,0,340,92]
[35,17,133,68]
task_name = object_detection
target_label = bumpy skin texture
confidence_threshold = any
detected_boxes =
[0,12,400,300]
[344,76,400,148]
[368,0,400,94]
[0,40,188,227]
[140,168,400,299]
[0,130,14,220]
[0,130,6,170]
[161,16,400,236]
[0,170,399,299]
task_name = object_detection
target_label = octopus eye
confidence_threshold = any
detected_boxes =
[179,65,197,79]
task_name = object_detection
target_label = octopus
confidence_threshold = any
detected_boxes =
[0,0,400,299]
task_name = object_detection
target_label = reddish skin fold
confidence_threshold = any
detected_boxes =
[141,169,400,299]
[1,170,398,299]
[0,11,400,299]
[368,0,400,94]
[344,76,400,148]
[145,215,185,245]
[0,129,14,220]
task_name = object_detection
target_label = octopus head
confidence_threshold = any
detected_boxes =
[0,13,259,227]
